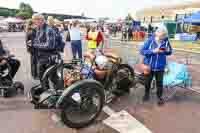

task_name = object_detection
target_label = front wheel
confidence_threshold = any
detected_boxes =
[60,80,104,128]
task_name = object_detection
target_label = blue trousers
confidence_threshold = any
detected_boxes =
[71,40,82,59]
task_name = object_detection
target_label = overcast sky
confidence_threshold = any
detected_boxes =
[0,0,197,18]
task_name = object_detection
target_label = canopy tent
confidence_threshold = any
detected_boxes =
[105,19,117,24]
[64,18,97,23]
[3,17,24,23]
[180,11,200,26]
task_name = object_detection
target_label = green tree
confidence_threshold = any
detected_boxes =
[17,2,34,19]
[16,11,31,19]
[19,2,26,11]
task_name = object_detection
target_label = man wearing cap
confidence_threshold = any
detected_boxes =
[140,25,173,106]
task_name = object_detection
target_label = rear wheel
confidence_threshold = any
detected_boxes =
[60,80,104,128]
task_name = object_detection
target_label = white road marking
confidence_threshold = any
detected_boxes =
[103,106,152,133]
[103,106,116,116]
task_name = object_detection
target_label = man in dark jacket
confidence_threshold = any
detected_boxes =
[140,25,173,106]
[31,14,63,90]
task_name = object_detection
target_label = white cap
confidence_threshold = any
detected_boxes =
[156,24,168,36]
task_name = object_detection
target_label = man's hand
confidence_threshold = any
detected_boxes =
[153,48,159,53]
[0,59,7,65]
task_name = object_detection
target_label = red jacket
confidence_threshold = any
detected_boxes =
[96,31,104,46]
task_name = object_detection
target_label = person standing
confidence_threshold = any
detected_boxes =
[25,19,34,44]
[121,25,128,41]
[148,24,153,37]
[96,26,104,49]
[31,13,63,89]
[196,32,200,41]
[140,25,173,106]
[113,24,117,37]
[63,23,73,63]
[86,25,98,51]
[25,19,37,78]
[128,26,133,41]
[69,21,82,60]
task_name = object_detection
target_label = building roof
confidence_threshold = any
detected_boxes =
[136,1,200,19]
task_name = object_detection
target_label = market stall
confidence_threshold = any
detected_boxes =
[2,17,24,32]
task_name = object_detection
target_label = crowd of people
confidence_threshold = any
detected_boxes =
[25,14,105,61]
[25,13,105,89]
[8,23,24,32]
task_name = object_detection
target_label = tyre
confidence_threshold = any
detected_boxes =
[111,64,135,95]
[60,80,104,128]
[13,82,24,94]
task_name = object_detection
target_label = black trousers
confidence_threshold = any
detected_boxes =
[9,59,20,78]
[144,71,164,99]
[37,55,52,90]
[30,54,38,79]
[38,55,60,90]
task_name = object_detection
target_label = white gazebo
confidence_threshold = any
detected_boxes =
[3,17,24,24]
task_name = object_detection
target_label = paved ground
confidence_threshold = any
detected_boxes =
[0,32,200,133]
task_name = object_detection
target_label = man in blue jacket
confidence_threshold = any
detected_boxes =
[140,25,173,106]
[31,14,64,89]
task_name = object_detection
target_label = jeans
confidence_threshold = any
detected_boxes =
[71,40,82,59]
[144,71,164,99]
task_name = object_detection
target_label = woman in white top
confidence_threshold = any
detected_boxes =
[69,22,82,60]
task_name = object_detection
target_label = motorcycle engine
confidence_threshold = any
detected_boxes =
[63,68,81,87]
[115,69,132,91]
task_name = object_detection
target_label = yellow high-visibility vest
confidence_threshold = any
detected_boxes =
[87,31,98,49]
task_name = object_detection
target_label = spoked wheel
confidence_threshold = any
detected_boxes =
[162,85,177,101]
[60,80,104,128]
